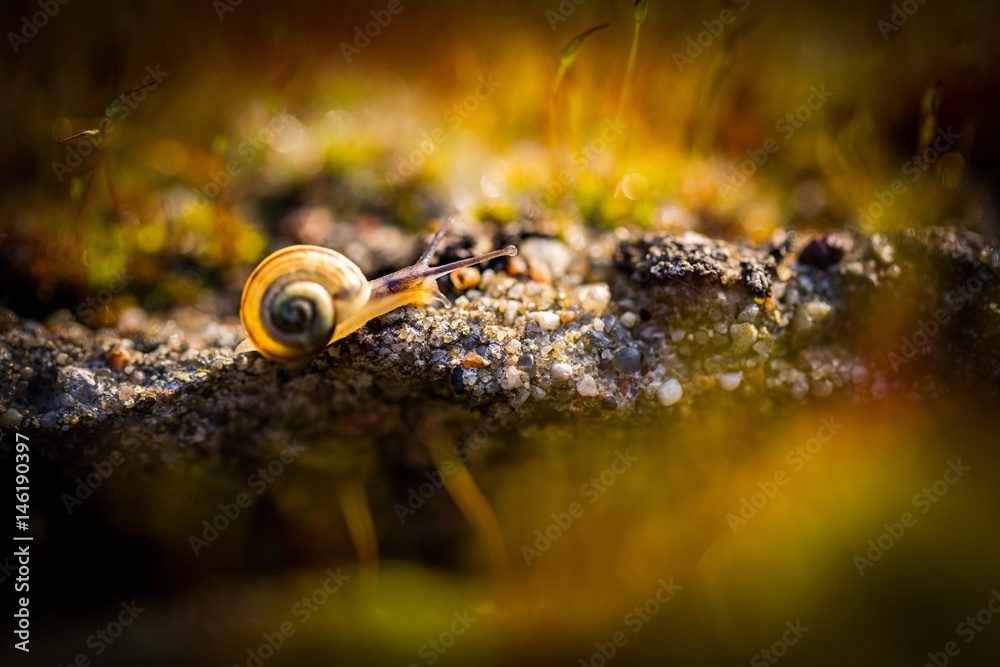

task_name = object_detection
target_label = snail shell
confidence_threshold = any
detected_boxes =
[239,245,370,363]
[238,216,518,363]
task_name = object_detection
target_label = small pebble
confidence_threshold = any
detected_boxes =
[528,259,552,284]
[729,323,758,354]
[718,371,743,392]
[516,354,535,374]
[531,312,561,331]
[738,303,759,323]
[577,284,611,313]
[451,367,466,394]
[576,375,599,396]
[551,362,573,382]
[519,238,574,276]
[799,233,848,268]
[104,348,131,371]
[449,267,481,291]
[461,352,490,369]
[656,378,683,406]
[793,300,833,335]
[504,300,519,327]
[0,408,23,429]
[118,385,135,401]
[619,312,639,328]
[117,307,147,332]
[501,365,523,390]
[613,347,642,374]
[506,255,528,277]
[806,301,833,319]
[585,331,612,347]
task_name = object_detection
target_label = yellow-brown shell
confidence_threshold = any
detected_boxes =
[239,245,370,362]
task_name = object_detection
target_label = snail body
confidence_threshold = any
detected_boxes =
[237,216,517,363]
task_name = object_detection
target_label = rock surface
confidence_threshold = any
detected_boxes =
[1,225,998,465]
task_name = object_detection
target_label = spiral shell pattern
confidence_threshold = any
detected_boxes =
[239,245,370,362]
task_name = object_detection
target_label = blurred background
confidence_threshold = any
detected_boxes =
[2,0,999,665]
[1,0,997,321]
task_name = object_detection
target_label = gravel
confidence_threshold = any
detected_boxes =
[1,224,998,463]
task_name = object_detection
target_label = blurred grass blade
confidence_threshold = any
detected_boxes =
[619,0,649,124]
[337,481,379,598]
[634,0,649,25]
[614,0,649,194]
[57,129,101,144]
[918,81,941,155]
[549,22,611,169]
[105,82,157,119]
[689,15,758,154]
[550,22,611,104]
[426,436,511,596]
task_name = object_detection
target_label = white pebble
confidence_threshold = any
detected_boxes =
[576,374,599,396]
[738,303,759,323]
[718,371,743,392]
[551,362,573,382]
[619,312,638,328]
[531,311,561,331]
[519,238,574,275]
[505,300,519,327]
[501,365,523,390]
[577,283,611,313]
[656,378,683,406]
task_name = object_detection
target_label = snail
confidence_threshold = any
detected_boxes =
[235,215,517,363]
